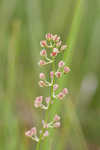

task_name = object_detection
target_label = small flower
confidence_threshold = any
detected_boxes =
[45,97,51,104]
[60,45,67,51]
[25,127,37,137]
[45,33,52,40]
[40,49,47,57]
[62,88,68,95]
[39,80,46,87]
[52,35,60,42]
[34,96,43,108]
[58,61,65,68]
[39,60,46,66]
[53,84,59,91]
[53,122,61,128]
[39,73,45,80]
[57,92,64,100]
[25,130,32,137]
[50,71,54,79]
[42,120,49,128]
[64,66,70,73]
[43,131,49,137]
[55,72,62,78]
[54,114,60,122]
[31,127,37,135]
[40,40,47,47]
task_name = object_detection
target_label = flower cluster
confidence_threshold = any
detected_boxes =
[39,33,67,66]
[25,33,71,143]
[25,114,60,142]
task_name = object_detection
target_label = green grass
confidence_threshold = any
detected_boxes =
[0,0,100,150]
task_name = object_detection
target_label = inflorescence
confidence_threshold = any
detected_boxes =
[25,33,71,142]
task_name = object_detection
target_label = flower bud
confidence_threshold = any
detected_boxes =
[45,33,52,40]
[58,61,65,68]
[40,40,47,47]
[39,60,46,66]
[39,73,45,80]
[40,49,47,56]
[53,122,61,128]
[25,127,37,137]
[51,48,59,57]
[38,80,46,87]
[55,72,62,78]
[64,66,70,73]
[50,71,54,79]
[43,131,49,137]
[31,127,37,135]
[62,88,68,95]
[51,51,57,57]
[54,114,60,122]
[34,96,43,108]
[52,35,60,42]
[57,92,64,100]
[25,130,32,137]
[53,84,59,91]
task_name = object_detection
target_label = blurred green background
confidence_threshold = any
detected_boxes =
[0,0,100,150]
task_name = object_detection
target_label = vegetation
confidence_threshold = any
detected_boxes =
[0,0,100,150]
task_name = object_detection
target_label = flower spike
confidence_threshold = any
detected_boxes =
[25,33,70,144]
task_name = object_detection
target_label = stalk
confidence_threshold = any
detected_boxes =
[36,58,56,150]
[25,33,69,150]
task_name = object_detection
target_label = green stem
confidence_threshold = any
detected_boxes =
[36,141,40,150]
[46,57,55,120]
[35,57,56,150]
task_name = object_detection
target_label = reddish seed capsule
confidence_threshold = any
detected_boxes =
[51,52,57,56]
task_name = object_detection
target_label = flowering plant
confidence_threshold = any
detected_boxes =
[25,33,70,149]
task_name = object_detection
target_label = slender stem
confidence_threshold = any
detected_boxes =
[36,141,40,150]
[46,57,55,120]
[35,57,56,150]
